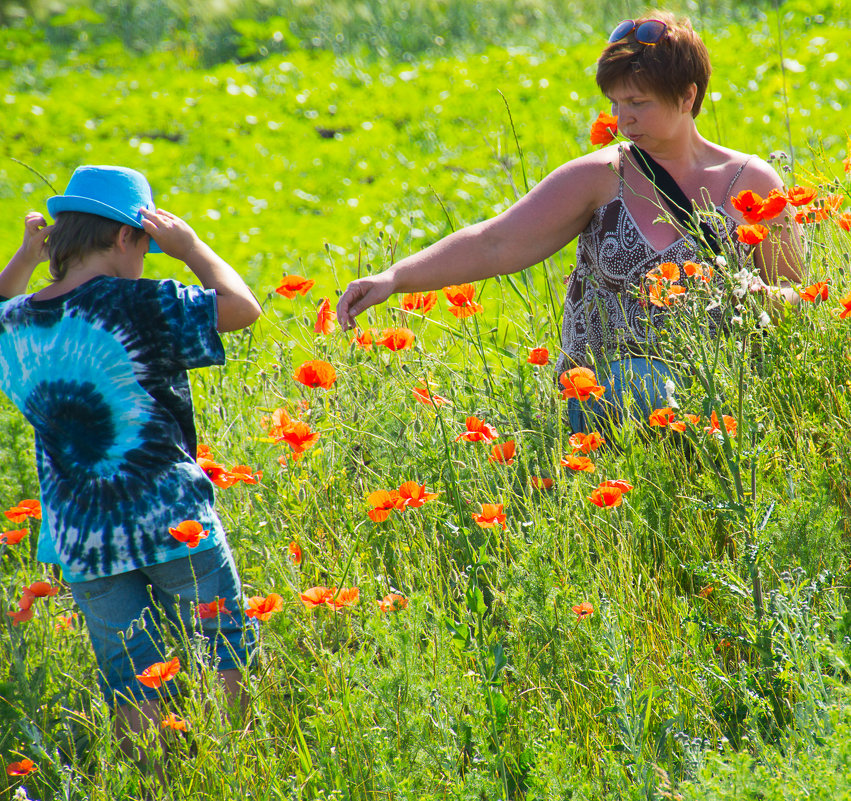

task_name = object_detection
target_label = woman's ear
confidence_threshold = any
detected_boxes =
[681,83,698,114]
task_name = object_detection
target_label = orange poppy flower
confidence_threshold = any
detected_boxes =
[572,601,594,620]
[7,607,34,626]
[838,291,851,319]
[736,224,768,245]
[228,465,263,484]
[288,541,302,564]
[412,385,450,406]
[136,657,181,688]
[0,529,28,545]
[685,413,702,426]
[798,281,829,302]
[730,189,766,224]
[397,481,438,508]
[161,713,189,731]
[590,111,618,146]
[367,489,402,521]
[56,613,78,630]
[24,581,58,598]
[569,431,605,454]
[784,186,817,206]
[376,327,415,351]
[837,212,851,232]
[845,143,851,174]
[443,284,484,318]
[759,188,787,220]
[265,408,293,438]
[401,291,438,312]
[197,456,238,488]
[698,585,714,598]
[300,586,333,608]
[527,347,550,365]
[646,262,681,283]
[704,410,737,436]
[455,415,498,442]
[196,597,233,620]
[683,261,713,283]
[276,421,321,460]
[561,454,595,472]
[670,419,687,433]
[6,758,37,776]
[245,593,284,621]
[599,479,633,494]
[648,407,677,427]
[643,280,686,307]
[294,359,337,389]
[275,274,315,298]
[588,484,623,508]
[472,503,507,528]
[559,367,605,402]
[352,328,374,349]
[4,499,41,523]
[314,297,337,335]
[327,587,360,611]
[488,440,516,465]
[378,593,408,613]
[168,520,210,548]
[530,476,555,490]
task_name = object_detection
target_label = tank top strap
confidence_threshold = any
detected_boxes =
[617,144,626,199]
[724,156,753,200]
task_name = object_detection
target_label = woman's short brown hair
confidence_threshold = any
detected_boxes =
[596,12,711,117]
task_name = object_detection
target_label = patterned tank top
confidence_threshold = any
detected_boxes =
[555,146,751,374]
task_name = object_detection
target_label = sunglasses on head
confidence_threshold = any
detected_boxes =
[608,19,667,45]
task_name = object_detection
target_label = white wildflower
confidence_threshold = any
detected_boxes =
[758,311,771,328]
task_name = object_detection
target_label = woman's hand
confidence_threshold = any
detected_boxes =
[336,271,396,330]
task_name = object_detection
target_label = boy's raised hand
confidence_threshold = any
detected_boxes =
[21,212,52,266]
[139,208,202,261]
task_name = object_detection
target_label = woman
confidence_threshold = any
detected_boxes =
[335,12,801,431]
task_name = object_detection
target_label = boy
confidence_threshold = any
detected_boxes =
[0,165,262,757]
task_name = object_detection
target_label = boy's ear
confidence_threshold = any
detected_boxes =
[115,224,137,252]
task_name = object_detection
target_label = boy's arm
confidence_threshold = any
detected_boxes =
[0,213,52,298]
[140,209,262,332]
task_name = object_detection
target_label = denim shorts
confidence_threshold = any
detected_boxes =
[70,538,256,707]
[568,356,678,434]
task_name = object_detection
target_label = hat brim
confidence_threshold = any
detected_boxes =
[47,195,162,254]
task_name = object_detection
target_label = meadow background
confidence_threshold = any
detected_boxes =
[2,0,851,798]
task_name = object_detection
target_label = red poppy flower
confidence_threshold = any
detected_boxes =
[24,581,58,598]
[590,111,618,146]
[837,212,851,232]
[443,284,484,318]
[704,411,737,436]
[161,713,189,731]
[300,586,333,608]
[55,613,77,630]
[572,601,594,620]
[530,476,555,490]
[352,328,374,349]
[376,327,415,351]
[4,499,41,523]
[488,440,516,464]
[0,529,28,545]
[527,347,550,365]
[288,541,302,564]
[168,520,210,548]
[759,189,787,220]
[799,281,829,302]
[838,291,851,319]
[197,457,238,488]
[7,607,34,626]
[785,185,818,206]
[6,759,37,776]
[559,367,605,402]
[401,291,438,312]
[196,597,232,620]
[276,421,321,460]
[698,585,714,599]
[229,465,263,484]
[136,657,181,688]
[367,489,402,521]
[412,385,450,407]
[730,189,766,224]
[569,431,605,454]
[683,261,713,283]
[472,503,506,528]
[275,274,315,298]
[455,415,498,442]
[266,408,293,438]
[327,587,360,611]
[599,479,633,494]
[294,359,337,389]
[588,484,623,508]
[398,481,438,508]
[648,407,677,427]
[561,454,595,472]
[245,593,284,621]
[314,297,337,335]
[845,144,851,174]
[379,593,408,612]
[736,224,768,245]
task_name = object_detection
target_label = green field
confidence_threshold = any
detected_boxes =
[3,1,851,799]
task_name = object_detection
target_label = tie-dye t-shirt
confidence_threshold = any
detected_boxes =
[0,275,227,582]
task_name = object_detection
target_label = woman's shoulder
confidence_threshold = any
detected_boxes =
[704,143,782,194]
[544,145,624,208]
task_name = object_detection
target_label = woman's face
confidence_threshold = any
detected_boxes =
[605,81,691,149]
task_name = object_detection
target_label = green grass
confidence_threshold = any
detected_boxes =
[3,1,851,799]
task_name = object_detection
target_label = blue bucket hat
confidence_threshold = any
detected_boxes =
[46,165,162,253]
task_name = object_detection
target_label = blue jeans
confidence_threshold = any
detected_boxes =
[568,357,678,434]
